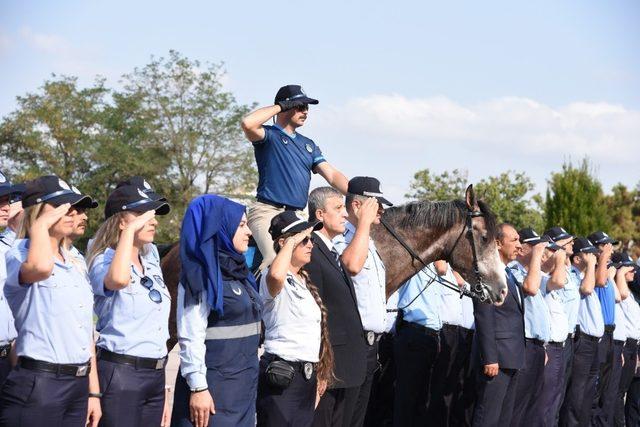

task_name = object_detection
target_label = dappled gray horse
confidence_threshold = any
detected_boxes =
[161,185,507,351]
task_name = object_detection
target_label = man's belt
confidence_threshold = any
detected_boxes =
[578,331,602,343]
[97,348,166,370]
[604,324,616,333]
[401,321,440,338]
[525,337,545,347]
[626,338,639,346]
[546,341,566,348]
[256,198,300,211]
[614,339,626,346]
[18,357,90,377]
[264,353,316,380]
[0,343,11,359]
[364,330,382,346]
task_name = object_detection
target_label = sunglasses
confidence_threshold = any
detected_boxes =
[300,236,312,246]
[140,276,162,304]
[295,105,309,112]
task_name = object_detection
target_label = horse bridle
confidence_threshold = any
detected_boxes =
[380,208,492,303]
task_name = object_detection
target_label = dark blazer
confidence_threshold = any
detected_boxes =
[473,268,525,370]
[304,233,367,389]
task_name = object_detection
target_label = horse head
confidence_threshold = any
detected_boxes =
[444,185,508,305]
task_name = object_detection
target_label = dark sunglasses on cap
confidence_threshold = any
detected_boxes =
[140,276,162,304]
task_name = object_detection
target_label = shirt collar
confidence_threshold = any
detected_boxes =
[314,230,335,252]
[274,124,296,138]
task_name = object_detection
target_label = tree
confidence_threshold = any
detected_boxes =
[605,183,640,249]
[405,168,468,200]
[544,159,611,236]
[475,171,544,230]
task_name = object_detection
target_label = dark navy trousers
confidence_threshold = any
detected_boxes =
[625,376,640,426]
[0,358,11,387]
[472,367,520,427]
[256,355,318,427]
[511,339,546,427]
[350,340,378,427]
[97,358,165,427]
[363,333,395,427]
[0,366,88,427]
[615,339,638,426]
[560,333,600,427]
[592,331,619,426]
[538,342,567,427]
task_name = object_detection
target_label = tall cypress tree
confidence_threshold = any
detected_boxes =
[545,159,611,236]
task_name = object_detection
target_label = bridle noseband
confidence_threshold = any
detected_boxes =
[380,207,492,303]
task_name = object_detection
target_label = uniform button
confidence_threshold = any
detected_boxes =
[158,327,162,331]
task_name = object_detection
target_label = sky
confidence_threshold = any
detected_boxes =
[1,0,638,203]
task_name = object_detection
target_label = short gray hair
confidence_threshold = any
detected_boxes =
[308,187,343,222]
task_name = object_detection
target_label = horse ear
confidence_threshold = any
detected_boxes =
[465,184,479,211]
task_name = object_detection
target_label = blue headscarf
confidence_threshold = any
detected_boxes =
[179,194,257,314]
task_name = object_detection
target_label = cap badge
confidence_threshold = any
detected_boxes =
[143,180,151,190]
[305,144,313,153]
[137,189,150,199]
[58,179,71,190]
[0,172,6,183]
[300,87,307,96]
[71,185,81,194]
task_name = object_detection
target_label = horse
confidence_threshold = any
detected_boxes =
[160,184,507,351]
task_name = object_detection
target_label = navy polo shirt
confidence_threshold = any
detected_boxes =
[595,277,616,326]
[253,125,326,209]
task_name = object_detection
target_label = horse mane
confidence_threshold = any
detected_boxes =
[383,199,497,239]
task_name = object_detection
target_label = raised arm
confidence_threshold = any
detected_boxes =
[522,242,546,296]
[579,254,597,296]
[266,227,313,296]
[595,243,613,287]
[340,198,379,276]
[315,162,349,195]
[240,105,281,142]
[546,250,567,292]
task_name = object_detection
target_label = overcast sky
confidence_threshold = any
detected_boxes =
[1,0,638,202]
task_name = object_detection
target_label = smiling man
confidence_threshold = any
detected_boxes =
[241,85,349,271]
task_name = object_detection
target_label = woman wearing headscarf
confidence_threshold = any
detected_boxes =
[171,194,263,427]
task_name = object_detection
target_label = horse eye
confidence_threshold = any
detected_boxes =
[481,235,488,242]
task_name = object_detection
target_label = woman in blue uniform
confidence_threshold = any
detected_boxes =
[172,194,263,427]
[0,175,101,427]
[86,184,171,427]
[257,211,334,426]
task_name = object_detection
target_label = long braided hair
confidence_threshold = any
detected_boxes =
[273,239,335,386]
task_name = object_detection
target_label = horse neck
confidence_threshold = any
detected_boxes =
[371,222,454,297]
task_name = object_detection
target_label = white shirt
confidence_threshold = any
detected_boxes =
[541,274,569,343]
[385,291,399,333]
[614,301,627,342]
[259,270,321,362]
[333,221,387,333]
[437,265,465,327]
[620,296,640,340]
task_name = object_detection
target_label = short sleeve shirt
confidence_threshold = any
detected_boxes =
[509,261,551,342]
[397,266,443,331]
[253,125,326,209]
[4,239,94,363]
[89,246,171,358]
[595,277,616,325]
[259,270,321,362]
[540,274,569,343]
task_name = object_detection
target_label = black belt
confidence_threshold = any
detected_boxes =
[364,330,382,346]
[614,339,626,345]
[547,341,566,348]
[626,338,639,346]
[604,324,616,333]
[256,198,300,211]
[18,357,90,377]
[265,353,316,378]
[97,348,166,370]
[578,331,602,343]
[442,324,460,333]
[401,321,440,338]
[525,337,545,347]
[0,343,11,359]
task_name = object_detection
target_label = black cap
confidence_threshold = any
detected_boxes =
[0,170,25,202]
[268,211,322,240]
[22,175,96,209]
[611,252,636,268]
[70,185,98,209]
[274,85,319,105]
[518,227,545,245]
[542,235,563,251]
[347,176,393,206]
[116,176,166,202]
[573,237,599,254]
[587,231,619,246]
[544,226,573,242]
[104,185,170,219]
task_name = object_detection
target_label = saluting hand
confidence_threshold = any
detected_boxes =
[286,226,314,247]
[32,203,71,230]
[190,389,215,427]
[125,210,156,232]
[354,197,379,226]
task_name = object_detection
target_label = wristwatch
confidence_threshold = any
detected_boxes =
[190,386,208,393]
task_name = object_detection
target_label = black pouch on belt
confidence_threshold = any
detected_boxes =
[265,360,296,389]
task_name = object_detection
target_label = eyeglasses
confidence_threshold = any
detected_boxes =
[295,105,309,112]
[300,236,312,246]
[140,276,162,303]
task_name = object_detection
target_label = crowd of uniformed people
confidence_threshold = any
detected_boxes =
[0,84,638,427]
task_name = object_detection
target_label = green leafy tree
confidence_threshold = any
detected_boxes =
[475,171,544,230]
[605,183,640,248]
[405,168,468,200]
[544,159,611,236]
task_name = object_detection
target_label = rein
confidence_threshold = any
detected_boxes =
[380,209,490,304]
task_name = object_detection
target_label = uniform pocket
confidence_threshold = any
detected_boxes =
[0,369,37,405]
[36,281,68,316]
[98,361,120,395]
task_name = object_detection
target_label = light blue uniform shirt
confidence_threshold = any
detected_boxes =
[437,264,468,327]
[574,266,605,337]
[0,234,17,345]
[541,274,569,343]
[614,302,627,341]
[89,246,171,358]
[509,261,551,342]
[397,265,443,331]
[620,295,640,341]
[561,266,582,333]
[0,228,16,249]
[333,221,387,333]
[385,291,399,333]
[4,239,94,363]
